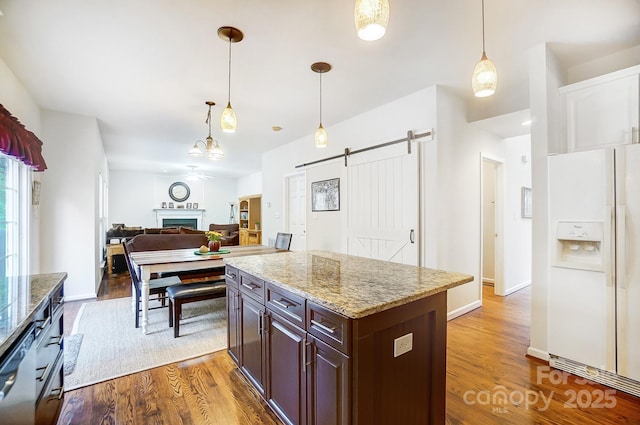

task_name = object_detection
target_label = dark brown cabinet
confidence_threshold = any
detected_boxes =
[226,265,241,364]
[307,336,349,425]
[239,294,266,396]
[266,312,307,425]
[226,266,448,425]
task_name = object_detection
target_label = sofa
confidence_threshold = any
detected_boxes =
[126,233,208,252]
[209,223,240,246]
[106,228,206,274]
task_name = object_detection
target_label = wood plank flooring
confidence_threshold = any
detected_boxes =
[59,272,640,424]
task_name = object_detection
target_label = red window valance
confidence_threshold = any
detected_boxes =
[0,103,47,171]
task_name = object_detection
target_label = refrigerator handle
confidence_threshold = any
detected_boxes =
[617,206,627,290]
[605,205,615,287]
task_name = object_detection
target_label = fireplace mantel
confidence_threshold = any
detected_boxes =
[153,208,205,229]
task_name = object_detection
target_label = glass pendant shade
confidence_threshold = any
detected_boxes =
[472,52,497,97]
[354,0,390,41]
[315,124,328,148]
[188,143,203,157]
[208,139,224,160]
[221,102,237,133]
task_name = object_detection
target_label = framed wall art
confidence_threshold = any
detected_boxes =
[311,178,340,212]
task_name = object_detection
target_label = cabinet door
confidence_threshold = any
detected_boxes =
[307,336,350,425]
[240,295,266,395]
[266,312,307,425]
[227,286,240,364]
[565,74,639,152]
[240,230,249,246]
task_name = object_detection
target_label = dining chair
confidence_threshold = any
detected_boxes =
[274,232,293,250]
[122,242,181,328]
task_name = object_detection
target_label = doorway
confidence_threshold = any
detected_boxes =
[481,155,504,296]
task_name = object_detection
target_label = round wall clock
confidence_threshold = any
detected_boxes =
[168,181,190,202]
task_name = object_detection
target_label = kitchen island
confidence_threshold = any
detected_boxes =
[224,250,473,425]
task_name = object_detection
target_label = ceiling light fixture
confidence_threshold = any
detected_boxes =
[311,62,332,148]
[218,26,243,133]
[354,0,390,41]
[472,0,497,97]
[188,101,224,160]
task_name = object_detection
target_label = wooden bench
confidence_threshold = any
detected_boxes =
[167,280,227,337]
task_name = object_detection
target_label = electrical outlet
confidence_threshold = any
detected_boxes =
[393,333,413,358]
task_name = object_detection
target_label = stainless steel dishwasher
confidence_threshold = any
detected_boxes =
[0,324,36,424]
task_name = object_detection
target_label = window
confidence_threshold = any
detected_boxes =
[0,153,29,279]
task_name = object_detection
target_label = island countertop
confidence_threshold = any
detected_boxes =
[0,272,67,358]
[224,250,473,319]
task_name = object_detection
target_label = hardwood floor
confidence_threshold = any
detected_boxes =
[59,273,640,424]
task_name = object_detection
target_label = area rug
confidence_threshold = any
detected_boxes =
[65,296,227,391]
[63,333,83,376]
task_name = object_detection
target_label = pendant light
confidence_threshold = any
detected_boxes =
[218,26,243,133]
[472,0,497,97]
[354,0,390,41]
[311,62,331,148]
[188,101,224,160]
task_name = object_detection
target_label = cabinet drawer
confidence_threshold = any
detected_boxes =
[266,284,305,329]
[307,302,351,355]
[36,353,64,425]
[36,309,63,398]
[239,272,265,303]
[225,265,240,288]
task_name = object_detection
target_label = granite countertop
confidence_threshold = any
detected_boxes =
[225,251,473,318]
[0,272,67,358]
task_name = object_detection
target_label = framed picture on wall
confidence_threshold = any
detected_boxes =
[186,202,192,209]
[521,186,532,218]
[311,178,340,212]
[193,202,198,209]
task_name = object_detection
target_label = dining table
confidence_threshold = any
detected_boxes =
[129,245,283,334]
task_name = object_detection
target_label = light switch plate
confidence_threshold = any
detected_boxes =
[394,333,413,358]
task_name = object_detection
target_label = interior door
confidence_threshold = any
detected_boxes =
[346,143,419,265]
[286,173,306,251]
[616,143,640,381]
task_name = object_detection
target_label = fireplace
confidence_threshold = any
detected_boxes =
[163,218,197,229]
[153,208,205,229]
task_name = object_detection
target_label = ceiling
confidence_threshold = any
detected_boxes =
[0,0,638,179]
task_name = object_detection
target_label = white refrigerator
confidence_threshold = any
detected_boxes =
[548,144,640,396]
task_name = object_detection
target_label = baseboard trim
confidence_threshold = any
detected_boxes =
[504,280,531,296]
[527,346,550,361]
[65,293,98,302]
[447,300,482,321]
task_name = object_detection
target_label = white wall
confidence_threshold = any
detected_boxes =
[262,85,512,318]
[40,110,106,300]
[237,172,262,199]
[434,88,504,318]
[108,170,238,229]
[502,135,532,295]
[0,56,42,273]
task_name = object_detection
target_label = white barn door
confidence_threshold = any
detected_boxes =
[347,144,419,265]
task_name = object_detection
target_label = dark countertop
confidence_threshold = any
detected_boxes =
[225,251,474,319]
[0,272,67,359]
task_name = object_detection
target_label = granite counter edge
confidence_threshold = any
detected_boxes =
[0,272,67,360]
